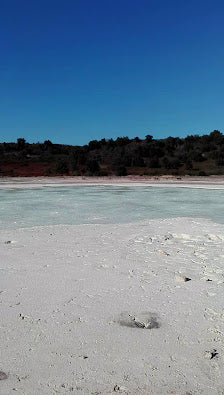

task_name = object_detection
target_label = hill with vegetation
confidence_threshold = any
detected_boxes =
[0,130,224,177]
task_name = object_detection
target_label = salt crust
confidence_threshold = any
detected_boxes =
[1,216,224,393]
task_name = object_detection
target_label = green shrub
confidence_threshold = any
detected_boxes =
[197,170,207,176]
[53,160,69,174]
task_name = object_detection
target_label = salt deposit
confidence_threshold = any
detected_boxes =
[1,216,224,394]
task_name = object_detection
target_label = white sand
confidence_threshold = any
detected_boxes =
[1,216,224,394]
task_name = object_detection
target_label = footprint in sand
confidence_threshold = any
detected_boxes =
[0,371,7,380]
[118,311,160,329]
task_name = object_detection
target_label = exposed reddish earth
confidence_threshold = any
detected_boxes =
[0,162,57,177]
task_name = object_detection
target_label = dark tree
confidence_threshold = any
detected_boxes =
[86,159,100,175]
[145,135,153,143]
[17,138,26,150]
[54,159,69,174]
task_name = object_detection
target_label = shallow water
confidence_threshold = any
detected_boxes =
[0,185,224,229]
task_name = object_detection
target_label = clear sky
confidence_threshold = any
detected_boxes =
[0,0,223,145]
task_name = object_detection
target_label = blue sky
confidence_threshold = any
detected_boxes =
[0,0,223,145]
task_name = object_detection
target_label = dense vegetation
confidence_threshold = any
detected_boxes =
[0,130,224,176]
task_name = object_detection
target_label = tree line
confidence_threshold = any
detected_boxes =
[0,130,224,176]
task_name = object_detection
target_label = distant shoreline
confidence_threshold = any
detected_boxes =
[1,175,224,189]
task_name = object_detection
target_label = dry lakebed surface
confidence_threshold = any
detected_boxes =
[0,178,224,394]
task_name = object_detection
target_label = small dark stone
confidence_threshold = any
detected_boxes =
[185,277,191,282]
[210,349,218,359]
[5,241,11,244]
[113,385,127,392]
[0,371,8,380]
[206,279,212,282]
